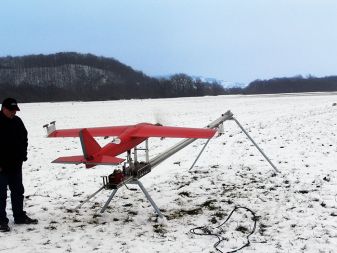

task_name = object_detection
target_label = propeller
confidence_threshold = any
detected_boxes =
[153,110,170,126]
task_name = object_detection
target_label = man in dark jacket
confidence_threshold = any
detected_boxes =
[0,98,38,232]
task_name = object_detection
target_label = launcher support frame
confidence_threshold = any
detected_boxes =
[99,179,163,217]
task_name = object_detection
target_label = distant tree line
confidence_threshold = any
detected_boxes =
[0,53,226,102]
[243,75,337,94]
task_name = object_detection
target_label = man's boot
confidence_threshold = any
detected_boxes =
[15,214,38,225]
[0,222,10,232]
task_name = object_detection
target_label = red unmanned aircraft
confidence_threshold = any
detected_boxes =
[46,122,217,168]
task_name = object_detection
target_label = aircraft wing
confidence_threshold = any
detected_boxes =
[48,125,131,138]
[132,125,216,139]
[47,123,216,139]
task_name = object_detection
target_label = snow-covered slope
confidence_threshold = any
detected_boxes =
[191,75,246,88]
[1,92,337,252]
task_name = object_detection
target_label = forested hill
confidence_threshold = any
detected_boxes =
[0,52,225,102]
[1,53,336,102]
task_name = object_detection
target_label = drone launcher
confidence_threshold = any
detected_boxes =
[48,110,278,216]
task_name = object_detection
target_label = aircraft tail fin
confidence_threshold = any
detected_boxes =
[52,155,125,167]
[51,128,125,168]
[79,128,101,160]
[52,155,86,164]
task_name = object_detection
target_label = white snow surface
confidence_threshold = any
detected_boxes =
[1,93,337,252]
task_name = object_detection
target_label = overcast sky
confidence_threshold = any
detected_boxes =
[1,0,336,84]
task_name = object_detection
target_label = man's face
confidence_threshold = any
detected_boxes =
[2,107,17,119]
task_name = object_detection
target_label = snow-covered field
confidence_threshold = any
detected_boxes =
[1,93,337,253]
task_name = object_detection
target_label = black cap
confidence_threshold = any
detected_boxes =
[2,98,20,111]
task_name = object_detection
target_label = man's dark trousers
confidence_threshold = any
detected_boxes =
[0,162,25,224]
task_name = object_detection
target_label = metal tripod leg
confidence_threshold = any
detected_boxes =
[135,180,164,218]
[75,185,105,210]
[232,117,280,173]
[100,189,118,213]
[189,138,211,170]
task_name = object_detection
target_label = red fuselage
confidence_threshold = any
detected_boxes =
[96,123,148,158]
